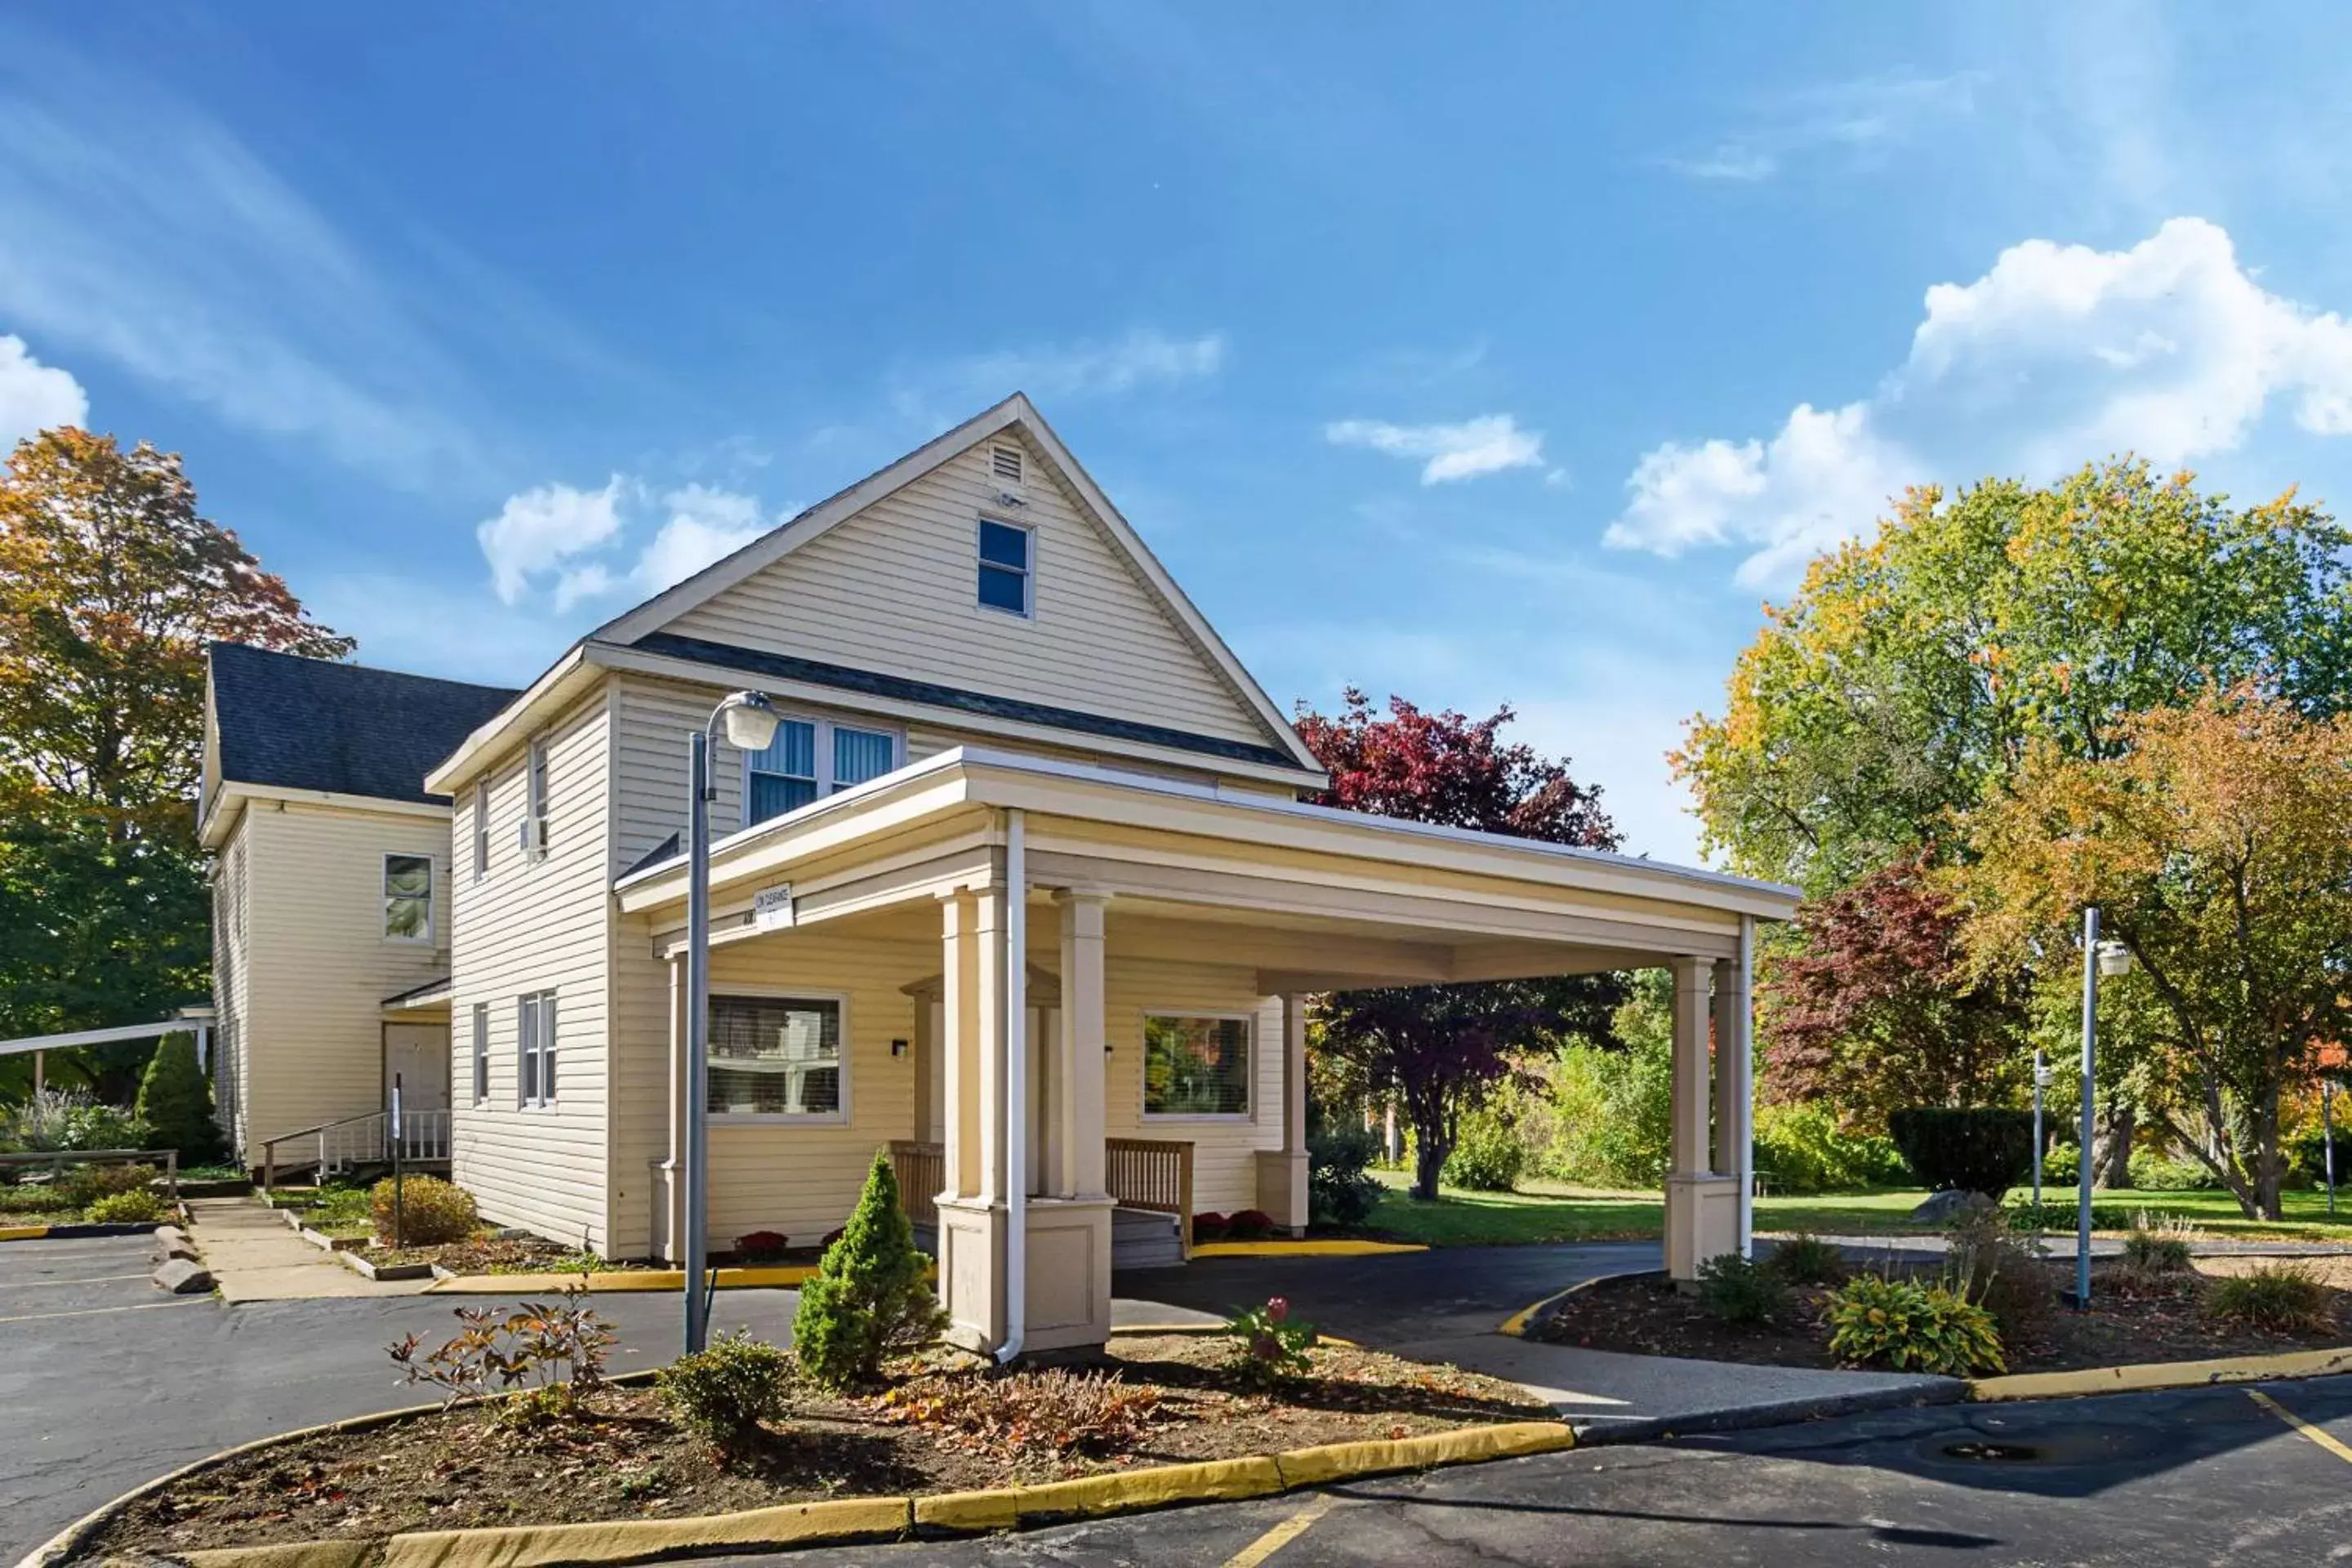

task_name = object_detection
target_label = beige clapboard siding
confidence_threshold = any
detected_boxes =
[210,828,253,1160]
[1104,956,1282,1215]
[229,802,453,1165]
[448,691,614,1250]
[664,439,1274,749]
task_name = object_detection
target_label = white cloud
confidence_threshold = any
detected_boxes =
[1664,69,1980,182]
[1606,217,2352,585]
[899,329,1226,421]
[0,332,84,444]
[633,483,772,593]
[1325,414,1545,484]
[476,477,626,605]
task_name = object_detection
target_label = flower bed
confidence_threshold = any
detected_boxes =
[80,1332,1548,1557]
[1533,1254,2352,1375]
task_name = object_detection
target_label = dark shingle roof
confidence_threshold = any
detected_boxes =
[209,644,519,806]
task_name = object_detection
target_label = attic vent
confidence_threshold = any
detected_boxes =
[990,444,1024,484]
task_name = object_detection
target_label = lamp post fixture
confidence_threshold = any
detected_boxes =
[2032,1050,2051,1214]
[684,690,781,1354]
[2077,916,2135,1310]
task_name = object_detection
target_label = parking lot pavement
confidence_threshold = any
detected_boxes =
[813,1378,2352,1566]
[0,1230,197,1328]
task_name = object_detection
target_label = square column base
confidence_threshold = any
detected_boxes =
[937,1195,1115,1358]
[1254,1150,1309,1237]
[1664,1174,1741,1281]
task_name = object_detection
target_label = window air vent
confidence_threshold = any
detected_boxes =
[990,444,1024,484]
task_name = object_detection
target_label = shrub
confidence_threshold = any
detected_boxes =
[60,1160,159,1207]
[656,1330,791,1459]
[388,1286,617,1417]
[2004,1197,2129,1232]
[0,1185,69,1215]
[371,1174,479,1246]
[2041,1143,2079,1186]
[1192,1211,1229,1242]
[2127,1150,2218,1192]
[1765,1232,1847,1286]
[135,1037,226,1164]
[1826,1275,2006,1375]
[1530,991,1673,1187]
[733,1230,791,1263]
[1945,1206,2056,1338]
[879,1367,1161,1456]
[0,1091,147,1155]
[86,1188,168,1224]
[793,1151,944,1389]
[1307,1122,1383,1227]
[1696,1253,1788,1325]
[1223,1295,1317,1388]
[1887,1107,2036,1198]
[2120,1215,2195,1277]
[2207,1262,2330,1332]
[1442,1105,1525,1192]
[1752,1103,1907,1195]
[1225,1209,1278,1241]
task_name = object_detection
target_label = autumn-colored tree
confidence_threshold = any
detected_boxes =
[0,429,350,1092]
[1760,856,2028,1129]
[1298,691,1624,1199]
[1677,461,2352,894]
[1949,688,2352,1218]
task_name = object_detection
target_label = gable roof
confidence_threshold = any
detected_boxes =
[208,643,519,807]
[590,394,1324,776]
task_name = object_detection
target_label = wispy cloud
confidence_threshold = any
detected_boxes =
[891,327,1227,425]
[0,332,85,444]
[1325,414,1544,484]
[1663,69,1981,182]
[476,474,783,611]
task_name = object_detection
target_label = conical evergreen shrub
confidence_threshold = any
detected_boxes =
[792,1149,942,1388]
[135,1036,225,1164]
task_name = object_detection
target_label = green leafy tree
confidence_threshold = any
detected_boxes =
[792,1151,943,1388]
[133,1034,224,1162]
[0,428,349,1095]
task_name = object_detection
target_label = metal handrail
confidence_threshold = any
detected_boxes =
[261,1108,451,1194]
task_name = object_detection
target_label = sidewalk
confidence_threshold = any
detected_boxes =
[183,1196,432,1303]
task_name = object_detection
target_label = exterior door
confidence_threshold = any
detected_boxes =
[383,1023,451,1115]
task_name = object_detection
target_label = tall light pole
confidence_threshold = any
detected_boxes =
[2078,909,2099,1309]
[2032,1049,2050,1214]
[684,690,780,1354]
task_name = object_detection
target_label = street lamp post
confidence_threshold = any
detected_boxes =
[2077,915,2135,1310]
[2033,1049,2051,1214]
[684,691,781,1355]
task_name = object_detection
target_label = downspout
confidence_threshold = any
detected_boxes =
[996,808,1028,1365]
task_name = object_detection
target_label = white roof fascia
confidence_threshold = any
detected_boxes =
[422,643,592,795]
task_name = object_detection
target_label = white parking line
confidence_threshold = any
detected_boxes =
[0,1298,207,1325]
[0,1272,153,1290]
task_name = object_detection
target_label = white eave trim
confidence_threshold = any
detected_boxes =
[613,744,1803,920]
[422,644,592,795]
[201,781,450,848]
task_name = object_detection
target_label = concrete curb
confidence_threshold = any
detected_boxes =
[1967,1344,2352,1401]
[1497,1267,1655,1338]
[0,1221,165,1242]
[1189,1241,1428,1258]
[17,1400,1570,1568]
[1570,1379,1966,1447]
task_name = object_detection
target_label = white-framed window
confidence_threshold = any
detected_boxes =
[977,518,1033,617]
[521,738,550,858]
[518,990,557,1107]
[706,991,849,1122]
[1143,1013,1253,1119]
[470,1002,491,1106]
[383,853,433,941]
[472,778,491,881]
[742,718,902,829]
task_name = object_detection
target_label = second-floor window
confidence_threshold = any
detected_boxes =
[978,519,1032,617]
[472,779,490,880]
[384,854,433,941]
[743,719,901,828]
[518,991,557,1107]
[523,738,550,858]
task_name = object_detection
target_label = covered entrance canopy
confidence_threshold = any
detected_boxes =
[617,746,1801,1356]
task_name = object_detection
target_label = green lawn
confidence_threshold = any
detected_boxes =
[1365,1169,2352,1247]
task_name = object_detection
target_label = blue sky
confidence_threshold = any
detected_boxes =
[7,3,2352,862]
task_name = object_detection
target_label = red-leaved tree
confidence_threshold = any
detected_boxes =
[1298,690,1625,1198]
[1760,855,2027,1129]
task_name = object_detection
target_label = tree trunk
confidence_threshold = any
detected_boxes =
[1411,1136,1446,1200]
[2091,1099,2136,1189]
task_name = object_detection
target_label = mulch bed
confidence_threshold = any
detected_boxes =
[82,1334,1548,1557]
[372,1236,617,1274]
[1533,1259,2352,1374]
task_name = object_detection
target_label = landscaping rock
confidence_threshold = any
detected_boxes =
[153,1258,213,1294]
[1909,1189,1998,1226]
[154,1224,201,1263]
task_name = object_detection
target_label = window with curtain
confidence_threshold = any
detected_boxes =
[384,854,432,940]
[1143,1014,1253,1117]
[742,717,901,828]
[707,995,844,1118]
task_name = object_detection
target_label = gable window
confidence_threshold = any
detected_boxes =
[518,990,557,1107]
[384,854,433,941]
[977,519,1032,617]
[521,739,550,858]
[1143,1013,1252,1119]
[472,779,491,881]
[742,718,902,829]
[470,1002,491,1105]
[708,993,846,1120]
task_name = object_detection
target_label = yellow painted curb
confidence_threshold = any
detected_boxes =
[1499,1269,1644,1339]
[1190,1240,1428,1258]
[1274,1421,1577,1488]
[911,1488,1021,1532]
[376,1496,912,1568]
[183,1544,376,1568]
[1968,1343,2352,1402]
[425,1264,827,1294]
[1013,1455,1285,1518]
[0,1225,52,1242]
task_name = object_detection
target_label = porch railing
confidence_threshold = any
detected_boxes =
[889,1139,943,1228]
[1106,1136,1195,1256]
[261,1109,452,1194]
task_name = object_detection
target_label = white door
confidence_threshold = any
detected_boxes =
[384,1023,451,1115]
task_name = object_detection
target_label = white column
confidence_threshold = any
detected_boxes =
[973,884,1010,1205]
[1713,957,1740,1178]
[1255,993,1312,1235]
[1056,890,1110,1200]
[1668,956,1712,1176]
[1735,916,1757,1257]
[938,891,982,1201]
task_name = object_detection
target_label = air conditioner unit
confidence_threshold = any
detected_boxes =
[518,817,547,856]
